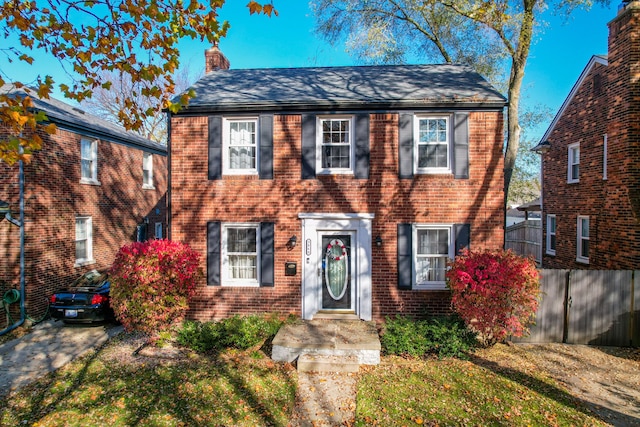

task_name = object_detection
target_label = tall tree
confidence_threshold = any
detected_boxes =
[0,0,276,165]
[507,104,553,205]
[311,0,609,203]
[80,67,199,144]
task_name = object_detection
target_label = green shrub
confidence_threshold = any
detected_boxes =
[381,315,477,359]
[380,315,431,357]
[177,314,285,353]
[176,320,223,353]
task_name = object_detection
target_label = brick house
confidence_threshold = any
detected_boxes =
[535,1,640,269]
[0,86,167,326]
[168,46,506,322]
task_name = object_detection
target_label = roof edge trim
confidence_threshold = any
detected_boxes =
[535,55,608,149]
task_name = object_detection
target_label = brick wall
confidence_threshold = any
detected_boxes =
[541,3,640,269]
[170,111,504,322]
[0,125,167,324]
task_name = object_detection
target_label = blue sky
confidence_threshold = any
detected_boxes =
[192,1,619,140]
[5,1,621,140]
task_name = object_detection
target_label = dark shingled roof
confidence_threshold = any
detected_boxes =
[178,64,507,113]
[1,85,166,155]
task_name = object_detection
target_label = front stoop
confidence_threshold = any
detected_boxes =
[271,319,381,371]
[297,354,360,373]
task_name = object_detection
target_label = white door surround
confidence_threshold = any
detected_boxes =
[299,213,374,321]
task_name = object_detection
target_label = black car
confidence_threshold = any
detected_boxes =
[49,269,115,323]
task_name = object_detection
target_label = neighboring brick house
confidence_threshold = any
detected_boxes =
[535,2,640,269]
[0,86,168,325]
[168,46,506,322]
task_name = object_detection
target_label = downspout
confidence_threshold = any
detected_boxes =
[0,151,26,336]
[167,111,172,241]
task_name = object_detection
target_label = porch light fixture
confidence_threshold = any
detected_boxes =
[0,200,21,227]
[375,236,383,247]
[287,235,297,250]
[533,140,551,154]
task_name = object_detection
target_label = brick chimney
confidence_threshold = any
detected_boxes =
[205,42,230,73]
[607,1,640,216]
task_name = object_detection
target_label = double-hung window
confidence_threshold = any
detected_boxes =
[546,214,556,255]
[415,116,450,173]
[222,224,260,285]
[80,138,98,184]
[142,153,154,188]
[577,216,589,263]
[75,216,93,266]
[155,222,163,239]
[223,118,258,174]
[568,143,580,183]
[317,116,353,173]
[414,225,453,289]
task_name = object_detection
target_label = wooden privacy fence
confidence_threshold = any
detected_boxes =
[513,269,639,347]
[505,220,541,264]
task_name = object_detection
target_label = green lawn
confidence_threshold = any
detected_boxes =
[0,334,606,426]
[357,350,606,426]
[0,334,297,427]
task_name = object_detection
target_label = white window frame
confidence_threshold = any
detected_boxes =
[413,224,454,290]
[546,214,556,256]
[316,115,354,174]
[603,134,608,180]
[80,138,99,184]
[142,152,154,188]
[222,117,259,175]
[75,216,94,267]
[567,142,580,183]
[414,115,452,174]
[155,222,162,239]
[221,223,260,286]
[577,215,590,264]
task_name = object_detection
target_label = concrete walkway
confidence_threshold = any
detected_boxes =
[0,320,122,398]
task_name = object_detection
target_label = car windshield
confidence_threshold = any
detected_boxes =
[72,270,108,288]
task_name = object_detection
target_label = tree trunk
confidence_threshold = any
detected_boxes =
[504,0,536,208]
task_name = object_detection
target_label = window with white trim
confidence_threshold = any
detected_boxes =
[143,152,154,188]
[414,224,453,289]
[75,216,94,266]
[223,118,258,174]
[415,115,450,173]
[80,138,98,184]
[316,116,353,173]
[546,214,556,255]
[222,223,260,285]
[155,222,162,239]
[577,216,589,263]
[568,143,580,183]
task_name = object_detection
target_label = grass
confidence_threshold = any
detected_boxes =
[1,332,608,427]
[0,333,297,427]
[356,348,607,426]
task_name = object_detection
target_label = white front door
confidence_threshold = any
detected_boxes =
[299,213,374,321]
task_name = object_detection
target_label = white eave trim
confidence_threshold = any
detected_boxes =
[538,55,608,145]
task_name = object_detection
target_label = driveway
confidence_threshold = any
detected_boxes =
[474,343,640,427]
[0,320,122,398]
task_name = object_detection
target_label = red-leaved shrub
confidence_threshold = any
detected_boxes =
[110,239,202,338]
[446,249,541,346]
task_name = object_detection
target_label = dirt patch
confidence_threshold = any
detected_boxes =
[474,343,640,427]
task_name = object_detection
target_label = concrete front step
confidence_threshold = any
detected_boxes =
[271,319,381,368]
[297,353,360,373]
